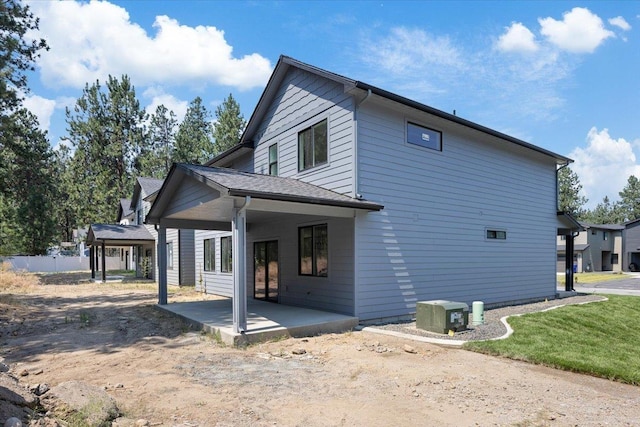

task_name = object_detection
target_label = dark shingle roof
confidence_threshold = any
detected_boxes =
[87,224,154,245]
[138,177,164,196]
[118,199,133,219]
[183,164,383,211]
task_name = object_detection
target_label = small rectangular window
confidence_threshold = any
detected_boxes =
[486,229,507,240]
[299,224,328,277]
[603,231,609,241]
[298,119,328,171]
[612,253,619,264]
[221,236,232,273]
[269,143,278,176]
[407,122,442,151]
[203,239,215,271]
[167,242,173,269]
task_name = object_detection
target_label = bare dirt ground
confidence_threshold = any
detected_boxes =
[2,272,640,426]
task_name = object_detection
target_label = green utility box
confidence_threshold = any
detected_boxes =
[416,300,469,334]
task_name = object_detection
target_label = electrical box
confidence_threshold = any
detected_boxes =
[416,300,469,334]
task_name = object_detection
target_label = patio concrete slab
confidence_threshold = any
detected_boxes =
[156,299,359,346]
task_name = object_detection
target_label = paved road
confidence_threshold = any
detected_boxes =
[572,274,640,296]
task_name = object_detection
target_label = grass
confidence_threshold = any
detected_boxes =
[465,294,640,385]
[557,271,628,286]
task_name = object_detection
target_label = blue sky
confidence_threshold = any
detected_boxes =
[24,1,639,208]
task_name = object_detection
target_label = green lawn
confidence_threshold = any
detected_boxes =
[464,295,640,385]
[558,272,629,286]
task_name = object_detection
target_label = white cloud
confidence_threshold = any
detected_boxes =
[142,87,189,123]
[609,16,631,31]
[539,7,614,53]
[569,128,640,207]
[22,94,56,132]
[497,22,539,53]
[29,1,272,91]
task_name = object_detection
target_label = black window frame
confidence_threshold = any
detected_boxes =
[486,229,507,240]
[221,236,232,273]
[269,143,278,176]
[298,119,328,171]
[167,242,173,269]
[203,238,215,272]
[407,122,442,151]
[298,224,328,277]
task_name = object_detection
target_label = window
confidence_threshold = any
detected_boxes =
[299,224,328,277]
[221,236,232,273]
[298,119,327,171]
[591,229,597,235]
[612,253,619,264]
[137,209,142,225]
[486,229,507,240]
[407,122,442,151]
[269,143,278,176]
[167,242,173,269]
[203,238,215,271]
[603,231,609,241]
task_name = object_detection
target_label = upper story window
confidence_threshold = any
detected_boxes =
[298,119,327,171]
[269,143,278,176]
[603,231,609,241]
[407,122,442,151]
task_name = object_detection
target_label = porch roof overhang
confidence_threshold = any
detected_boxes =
[557,211,584,235]
[86,224,155,246]
[146,163,384,227]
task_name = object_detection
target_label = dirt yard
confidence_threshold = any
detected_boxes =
[2,271,640,426]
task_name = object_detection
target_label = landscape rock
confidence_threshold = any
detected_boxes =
[0,373,37,424]
[4,417,21,427]
[0,363,9,373]
[291,348,306,355]
[46,381,119,426]
[403,344,417,354]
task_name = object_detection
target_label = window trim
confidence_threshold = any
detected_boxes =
[167,242,173,269]
[298,223,328,277]
[220,236,232,273]
[486,229,507,240]
[268,143,278,176]
[298,119,328,172]
[203,238,215,272]
[406,121,442,151]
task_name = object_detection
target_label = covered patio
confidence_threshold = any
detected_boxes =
[157,298,358,346]
[146,163,382,338]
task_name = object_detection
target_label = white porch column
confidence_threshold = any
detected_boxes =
[232,207,248,333]
[157,225,168,305]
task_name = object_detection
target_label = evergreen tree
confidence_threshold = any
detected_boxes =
[212,93,245,154]
[173,97,214,164]
[582,196,624,225]
[65,75,147,225]
[137,104,176,178]
[618,175,640,222]
[52,144,76,243]
[558,166,587,217]
[2,109,57,254]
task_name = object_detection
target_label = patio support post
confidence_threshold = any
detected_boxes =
[232,203,248,333]
[101,241,106,283]
[565,233,575,291]
[158,225,168,305]
[90,245,95,280]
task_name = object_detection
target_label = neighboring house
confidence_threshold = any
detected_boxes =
[87,177,195,286]
[146,55,576,332]
[622,218,640,271]
[557,223,623,273]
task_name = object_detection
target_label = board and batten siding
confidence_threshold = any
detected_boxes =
[194,230,234,296]
[251,68,356,196]
[247,215,355,315]
[354,101,559,320]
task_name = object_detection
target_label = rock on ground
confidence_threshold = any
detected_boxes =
[44,381,119,427]
[0,373,37,424]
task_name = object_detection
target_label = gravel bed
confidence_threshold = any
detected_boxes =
[368,294,606,341]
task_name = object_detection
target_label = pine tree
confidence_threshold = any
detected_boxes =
[558,166,587,217]
[65,75,147,225]
[212,93,245,154]
[618,175,640,222]
[173,97,214,164]
[582,196,624,225]
[137,104,176,178]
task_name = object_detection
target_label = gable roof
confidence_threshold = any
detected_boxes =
[117,199,134,222]
[147,163,383,224]
[130,177,164,209]
[208,55,572,167]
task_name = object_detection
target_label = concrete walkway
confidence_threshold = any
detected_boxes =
[156,298,358,346]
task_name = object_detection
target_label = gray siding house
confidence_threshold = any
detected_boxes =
[557,222,623,273]
[147,56,574,331]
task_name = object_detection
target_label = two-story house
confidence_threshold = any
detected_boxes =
[557,222,623,273]
[146,56,576,332]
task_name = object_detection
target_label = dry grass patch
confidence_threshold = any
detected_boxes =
[0,262,40,301]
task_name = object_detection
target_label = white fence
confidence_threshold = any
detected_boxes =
[1,256,123,273]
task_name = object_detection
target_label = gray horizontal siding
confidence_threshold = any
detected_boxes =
[354,102,559,320]
[194,230,233,297]
[179,229,195,286]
